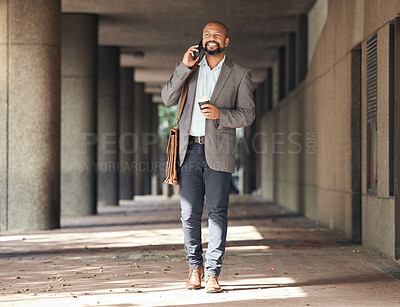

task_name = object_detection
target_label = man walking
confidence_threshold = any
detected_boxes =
[161,21,255,293]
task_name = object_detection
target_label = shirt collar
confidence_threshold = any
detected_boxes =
[199,55,226,70]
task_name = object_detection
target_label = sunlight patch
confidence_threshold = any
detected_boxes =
[0,277,306,307]
[0,226,264,251]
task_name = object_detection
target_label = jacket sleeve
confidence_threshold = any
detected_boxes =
[217,69,256,129]
[161,61,192,107]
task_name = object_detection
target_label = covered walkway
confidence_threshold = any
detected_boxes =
[2,1,400,305]
[0,195,399,306]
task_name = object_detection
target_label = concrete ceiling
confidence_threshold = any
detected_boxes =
[62,0,316,96]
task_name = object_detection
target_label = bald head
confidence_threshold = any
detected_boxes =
[203,20,229,38]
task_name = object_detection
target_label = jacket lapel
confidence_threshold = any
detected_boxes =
[210,57,233,104]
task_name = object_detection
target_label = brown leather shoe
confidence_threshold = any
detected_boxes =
[205,274,222,293]
[186,265,204,290]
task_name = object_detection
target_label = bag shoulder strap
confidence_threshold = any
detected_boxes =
[177,62,199,122]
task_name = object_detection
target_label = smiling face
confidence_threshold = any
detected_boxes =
[202,22,229,56]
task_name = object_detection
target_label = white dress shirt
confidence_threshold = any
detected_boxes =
[189,55,226,136]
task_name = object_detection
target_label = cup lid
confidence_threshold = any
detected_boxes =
[198,96,210,103]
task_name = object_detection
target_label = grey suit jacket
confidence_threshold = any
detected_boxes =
[161,56,255,173]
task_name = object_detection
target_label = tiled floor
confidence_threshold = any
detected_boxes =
[0,195,399,306]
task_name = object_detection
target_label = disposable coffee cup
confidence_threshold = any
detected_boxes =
[198,96,210,110]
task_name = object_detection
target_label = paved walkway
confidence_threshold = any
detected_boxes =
[0,195,399,306]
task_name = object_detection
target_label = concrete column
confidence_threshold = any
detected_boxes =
[243,125,255,194]
[0,0,61,231]
[143,94,153,195]
[97,46,120,206]
[254,84,265,191]
[151,102,160,195]
[133,83,145,195]
[61,14,98,216]
[119,67,134,200]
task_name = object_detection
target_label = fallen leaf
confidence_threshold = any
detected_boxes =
[22,289,37,296]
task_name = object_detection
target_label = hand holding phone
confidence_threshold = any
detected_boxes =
[193,39,203,60]
[182,41,202,68]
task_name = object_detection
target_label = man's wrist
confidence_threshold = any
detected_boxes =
[182,60,195,69]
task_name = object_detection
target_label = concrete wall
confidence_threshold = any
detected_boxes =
[361,22,395,258]
[260,0,400,258]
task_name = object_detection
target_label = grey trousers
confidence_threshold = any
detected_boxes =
[178,142,231,276]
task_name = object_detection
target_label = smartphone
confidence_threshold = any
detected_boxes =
[193,39,203,60]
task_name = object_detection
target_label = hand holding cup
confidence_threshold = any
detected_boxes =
[198,96,220,120]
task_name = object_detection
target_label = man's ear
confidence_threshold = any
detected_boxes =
[225,37,230,47]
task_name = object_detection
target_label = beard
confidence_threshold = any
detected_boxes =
[205,41,224,55]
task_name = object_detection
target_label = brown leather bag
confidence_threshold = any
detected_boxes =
[164,63,198,185]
